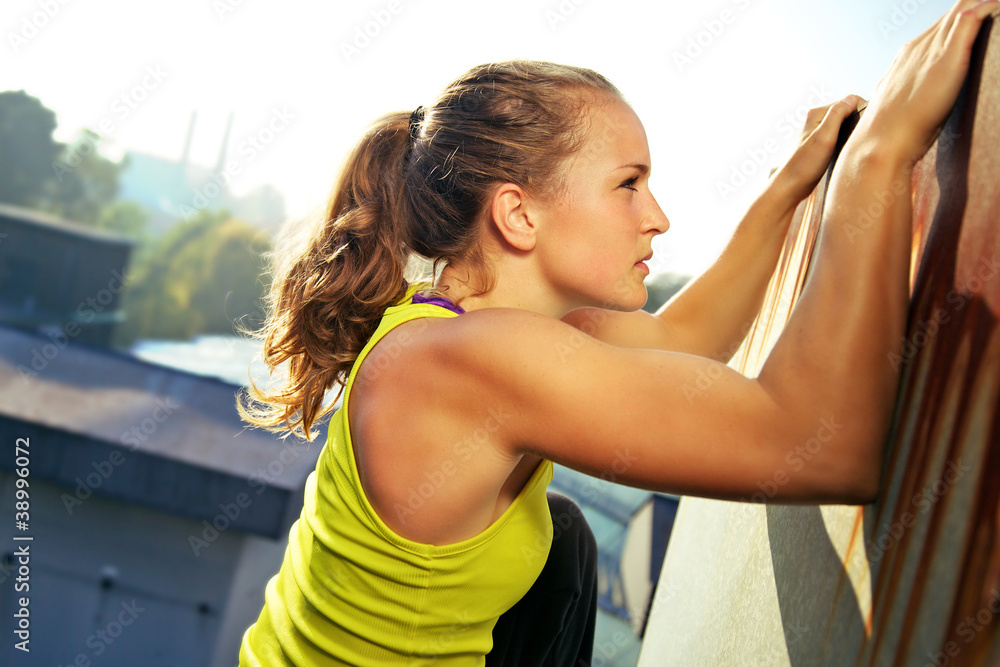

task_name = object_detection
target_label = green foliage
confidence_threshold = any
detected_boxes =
[0,90,62,207]
[0,91,123,226]
[44,129,122,225]
[0,89,276,348]
[94,199,150,242]
[115,210,272,345]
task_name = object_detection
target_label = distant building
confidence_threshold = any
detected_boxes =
[0,195,309,666]
[0,325,319,667]
[0,202,133,347]
[117,112,285,235]
[549,466,679,664]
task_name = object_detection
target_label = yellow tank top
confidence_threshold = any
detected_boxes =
[239,286,554,666]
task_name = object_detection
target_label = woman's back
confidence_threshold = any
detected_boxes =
[349,304,547,547]
[239,289,555,665]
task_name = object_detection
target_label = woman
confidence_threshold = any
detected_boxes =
[238,2,998,664]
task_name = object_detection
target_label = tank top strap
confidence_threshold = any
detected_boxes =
[344,284,462,391]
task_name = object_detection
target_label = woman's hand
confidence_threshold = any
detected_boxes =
[771,95,865,204]
[858,0,999,165]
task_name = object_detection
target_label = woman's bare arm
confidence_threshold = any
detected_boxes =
[562,98,861,360]
[446,1,998,504]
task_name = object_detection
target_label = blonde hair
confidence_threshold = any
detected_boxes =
[239,60,623,440]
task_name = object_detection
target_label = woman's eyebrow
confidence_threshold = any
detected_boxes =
[612,163,650,175]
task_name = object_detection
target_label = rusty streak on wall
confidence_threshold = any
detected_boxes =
[638,17,999,667]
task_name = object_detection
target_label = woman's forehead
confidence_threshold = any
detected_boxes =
[575,100,650,171]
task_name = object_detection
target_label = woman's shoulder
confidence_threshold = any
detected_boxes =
[349,305,583,461]
[369,305,576,371]
[348,307,558,544]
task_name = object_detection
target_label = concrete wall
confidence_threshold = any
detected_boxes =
[639,18,1000,667]
[0,471,286,666]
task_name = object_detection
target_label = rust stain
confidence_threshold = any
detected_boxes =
[869,17,999,665]
[730,15,1000,667]
[841,507,872,638]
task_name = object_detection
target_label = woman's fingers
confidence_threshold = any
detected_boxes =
[916,0,986,47]
[800,96,862,138]
[774,95,866,201]
[858,0,998,163]
[820,95,864,133]
[799,96,863,153]
[944,2,1000,57]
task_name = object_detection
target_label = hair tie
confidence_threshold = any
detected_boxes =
[408,106,425,144]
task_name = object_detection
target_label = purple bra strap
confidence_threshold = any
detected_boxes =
[411,292,466,315]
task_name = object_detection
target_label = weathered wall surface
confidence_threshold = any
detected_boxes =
[639,18,999,667]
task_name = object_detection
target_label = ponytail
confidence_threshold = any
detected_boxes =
[239,112,413,440]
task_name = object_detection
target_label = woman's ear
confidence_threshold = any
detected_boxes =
[489,183,536,252]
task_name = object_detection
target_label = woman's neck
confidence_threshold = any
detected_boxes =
[434,261,572,319]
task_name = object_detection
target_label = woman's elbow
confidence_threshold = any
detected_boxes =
[784,429,886,505]
[827,437,886,505]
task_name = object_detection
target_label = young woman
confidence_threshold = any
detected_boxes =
[238,2,998,664]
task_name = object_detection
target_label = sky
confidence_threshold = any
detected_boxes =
[1,0,966,275]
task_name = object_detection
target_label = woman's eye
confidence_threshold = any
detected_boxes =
[620,177,639,192]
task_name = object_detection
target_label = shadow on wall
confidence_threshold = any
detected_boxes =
[770,34,995,663]
[639,16,1000,667]
[767,505,868,665]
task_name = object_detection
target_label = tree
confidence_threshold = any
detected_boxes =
[232,183,285,231]
[44,128,122,226]
[0,91,123,226]
[115,209,272,346]
[188,218,271,334]
[0,90,62,207]
[94,199,149,242]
